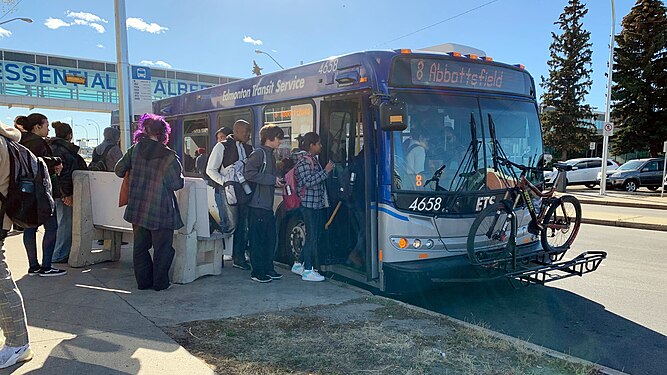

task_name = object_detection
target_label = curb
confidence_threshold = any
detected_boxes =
[582,217,667,232]
[379,296,630,375]
[576,197,667,210]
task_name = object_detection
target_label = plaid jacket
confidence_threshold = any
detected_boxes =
[115,139,184,230]
[294,153,329,209]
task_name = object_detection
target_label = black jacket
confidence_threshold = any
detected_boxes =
[19,132,62,175]
[48,138,87,197]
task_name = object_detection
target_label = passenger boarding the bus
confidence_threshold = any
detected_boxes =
[206,119,254,270]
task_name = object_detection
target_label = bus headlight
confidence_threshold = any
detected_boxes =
[425,239,434,249]
[413,239,422,249]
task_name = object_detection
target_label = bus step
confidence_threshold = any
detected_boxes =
[506,251,607,287]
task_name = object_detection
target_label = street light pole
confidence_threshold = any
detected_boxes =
[254,49,285,70]
[74,124,89,140]
[599,0,615,196]
[0,17,32,26]
[86,118,102,144]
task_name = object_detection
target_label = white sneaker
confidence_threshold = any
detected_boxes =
[0,344,33,369]
[223,255,232,261]
[291,262,304,276]
[302,268,325,282]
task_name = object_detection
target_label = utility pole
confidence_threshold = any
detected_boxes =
[114,0,132,151]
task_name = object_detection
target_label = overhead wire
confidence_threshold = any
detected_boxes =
[373,0,501,48]
[0,0,24,22]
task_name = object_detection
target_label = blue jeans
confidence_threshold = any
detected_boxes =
[214,188,233,234]
[52,200,72,262]
[23,214,58,270]
[301,207,324,270]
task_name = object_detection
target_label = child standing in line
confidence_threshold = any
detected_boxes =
[291,132,333,282]
[244,124,285,283]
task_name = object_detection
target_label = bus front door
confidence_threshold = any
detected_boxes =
[319,99,366,273]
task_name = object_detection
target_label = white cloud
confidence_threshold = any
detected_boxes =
[96,44,104,48]
[88,23,105,33]
[140,60,172,69]
[126,18,168,34]
[243,36,263,46]
[66,11,108,24]
[0,27,11,38]
[45,18,71,29]
[45,11,106,33]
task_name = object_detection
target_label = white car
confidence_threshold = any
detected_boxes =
[544,158,619,188]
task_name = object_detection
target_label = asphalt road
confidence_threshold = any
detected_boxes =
[398,224,667,375]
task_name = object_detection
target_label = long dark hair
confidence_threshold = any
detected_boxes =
[299,132,320,151]
[24,113,48,133]
[133,113,171,145]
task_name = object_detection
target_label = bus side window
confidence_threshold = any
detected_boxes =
[263,102,314,171]
[183,116,208,175]
[217,109,254,145]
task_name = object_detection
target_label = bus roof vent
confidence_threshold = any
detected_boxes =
[418,43,486,58]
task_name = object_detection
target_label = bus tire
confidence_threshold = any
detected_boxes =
[280,212,306,264]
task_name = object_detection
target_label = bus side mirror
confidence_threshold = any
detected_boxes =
[379,101,408,131]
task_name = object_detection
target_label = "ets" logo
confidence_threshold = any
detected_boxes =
[475,196,496,212]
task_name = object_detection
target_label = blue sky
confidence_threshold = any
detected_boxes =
[0,0,635,144]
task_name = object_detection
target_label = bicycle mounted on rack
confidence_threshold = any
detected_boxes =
[464,115,607,287]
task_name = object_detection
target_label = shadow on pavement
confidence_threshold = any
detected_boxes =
[398,280,666,375]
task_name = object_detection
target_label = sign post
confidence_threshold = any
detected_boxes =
[589,141,596,157]
[662,140,667,198]
[600,122,614,195]
[600,0,615,197]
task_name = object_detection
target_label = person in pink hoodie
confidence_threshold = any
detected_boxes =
[0,120,33,368]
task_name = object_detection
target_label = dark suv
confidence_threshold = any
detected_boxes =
[607,158,665,192]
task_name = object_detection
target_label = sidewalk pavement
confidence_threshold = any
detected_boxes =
[558,187,667,231]
[0,233,365,374]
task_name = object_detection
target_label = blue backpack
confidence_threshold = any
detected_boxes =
[0,136,55,228]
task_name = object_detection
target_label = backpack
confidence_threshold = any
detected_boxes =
[0,136,55,228]
[282,155,314,211]
[223,148,266,206]
[88,145,113,171]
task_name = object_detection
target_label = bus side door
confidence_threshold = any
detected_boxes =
[319,98,366,272]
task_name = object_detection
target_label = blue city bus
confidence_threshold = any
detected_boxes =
[153,48,594,292]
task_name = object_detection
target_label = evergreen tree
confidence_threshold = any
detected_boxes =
[540,0,594,160]
[611,0,667,157]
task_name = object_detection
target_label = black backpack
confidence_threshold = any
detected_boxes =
[0,136,55,228]
[88,145,113,171]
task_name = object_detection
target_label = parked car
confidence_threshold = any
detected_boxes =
[598,158,665,192]
[544,158,619,188]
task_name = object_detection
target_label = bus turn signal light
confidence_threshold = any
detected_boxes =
[398,238,409,249]
[399,49,412,54]
[359,77,368,83]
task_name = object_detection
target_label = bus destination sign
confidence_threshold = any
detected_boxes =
[392,57,532,96]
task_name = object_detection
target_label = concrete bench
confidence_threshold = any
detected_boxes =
[71,171,232,284]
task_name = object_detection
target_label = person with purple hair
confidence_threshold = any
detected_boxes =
[115,114,184,291]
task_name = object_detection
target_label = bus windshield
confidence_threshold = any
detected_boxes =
[392,92,543,193]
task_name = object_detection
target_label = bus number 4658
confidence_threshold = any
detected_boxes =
[408,197,443,212]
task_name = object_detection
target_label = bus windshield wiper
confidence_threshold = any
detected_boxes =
[424,164,446,191]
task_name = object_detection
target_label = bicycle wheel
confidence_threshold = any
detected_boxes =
[467,202,517,265]
[540,195,582,253]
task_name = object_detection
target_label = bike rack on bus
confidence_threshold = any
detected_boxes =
[470,247,607,287]
[506,251,607,287]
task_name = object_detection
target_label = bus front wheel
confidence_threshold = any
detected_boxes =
[281,213,306,264]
